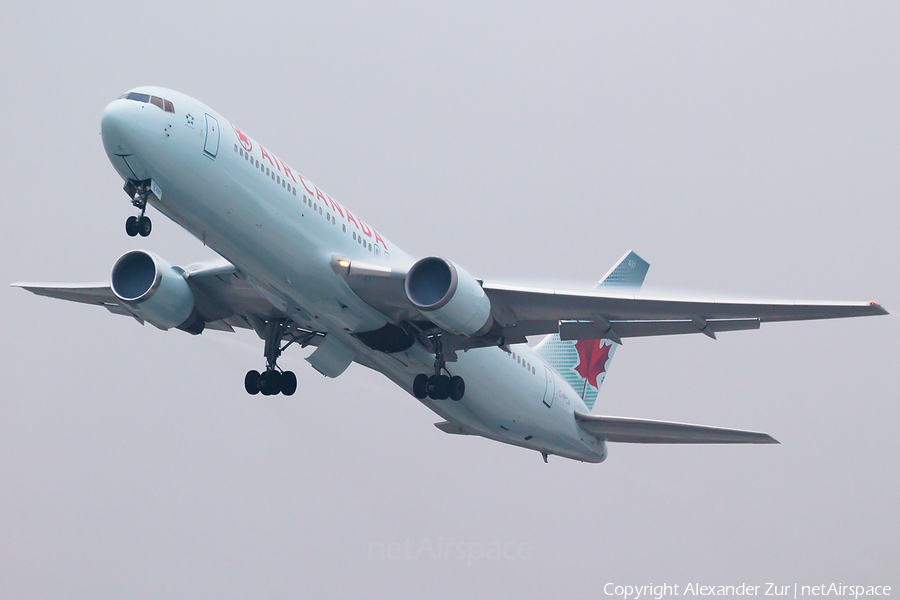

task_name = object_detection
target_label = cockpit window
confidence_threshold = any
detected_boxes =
[122,92,175,114]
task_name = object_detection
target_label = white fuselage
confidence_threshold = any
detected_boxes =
[100,87,606,463]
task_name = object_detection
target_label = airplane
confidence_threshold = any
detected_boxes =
[13,86,889,463]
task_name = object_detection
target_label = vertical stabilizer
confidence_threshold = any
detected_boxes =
[534,251,649,411]
[594,250,650,291]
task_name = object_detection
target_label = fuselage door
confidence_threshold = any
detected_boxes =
[542,366,555,408]
[204,114,220,158]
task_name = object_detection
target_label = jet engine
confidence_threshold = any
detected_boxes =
[110,250,204,334]
[405,257,493,337]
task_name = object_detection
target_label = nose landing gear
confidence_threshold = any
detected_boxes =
[124,182,152,237]
[412,332,465,401]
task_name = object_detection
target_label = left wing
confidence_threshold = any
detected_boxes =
[483,282,888,343]
[333,257,888,348]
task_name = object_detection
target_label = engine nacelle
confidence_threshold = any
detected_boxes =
[404,257,493,337]
[110,250,204,334]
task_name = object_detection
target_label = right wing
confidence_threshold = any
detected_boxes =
[575,411,778,444]
[13,260,320,342]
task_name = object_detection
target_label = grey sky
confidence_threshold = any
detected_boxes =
[2,2,898,598]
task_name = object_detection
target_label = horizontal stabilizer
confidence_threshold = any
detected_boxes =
[575,412,778,444]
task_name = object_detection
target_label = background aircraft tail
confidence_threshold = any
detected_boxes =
[533,251,649,411]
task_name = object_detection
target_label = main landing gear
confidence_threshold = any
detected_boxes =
[244,319,298,396]
[125,183,152,237]
[412,332,465,401]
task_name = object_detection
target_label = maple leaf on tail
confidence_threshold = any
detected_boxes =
[573,339,614,389]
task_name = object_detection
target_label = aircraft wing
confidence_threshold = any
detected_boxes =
[574,412,778,444]
[13,261,321,343]
[334,257,887,349]
[482,282,888,343]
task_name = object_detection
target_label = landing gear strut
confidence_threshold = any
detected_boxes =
[412,331,465,401]
[125,183,152,237]
[245,319,298,396]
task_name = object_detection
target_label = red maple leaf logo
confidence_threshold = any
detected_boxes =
[232,124,253,152]
[573,339,613,389]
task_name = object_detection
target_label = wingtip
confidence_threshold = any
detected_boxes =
[869,302,889,316]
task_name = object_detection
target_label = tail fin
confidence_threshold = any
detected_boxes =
[534,251,649,411]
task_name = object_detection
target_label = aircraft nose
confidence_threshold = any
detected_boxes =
[100,99,139,155]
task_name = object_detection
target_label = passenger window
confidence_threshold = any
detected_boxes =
[342,224,346,232]
[150,96,164,110]
[353,232,356,240]
[164,99,175,113]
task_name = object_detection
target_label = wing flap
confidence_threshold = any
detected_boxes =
[575,412,778,444]
[559,318,760,340]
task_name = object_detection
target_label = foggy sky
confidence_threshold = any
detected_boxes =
[1,2,898,598]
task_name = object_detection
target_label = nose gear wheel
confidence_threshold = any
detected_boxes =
[124,181,153,237]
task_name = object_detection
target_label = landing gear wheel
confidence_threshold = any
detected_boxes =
[244,370,260,395]
[125,216,139,237]
[138,215,152,237]
[449,376,465,401]
[259,370,283,395]
[428,375,450,400]
[281,371,297,396]
[413,374,429,399]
